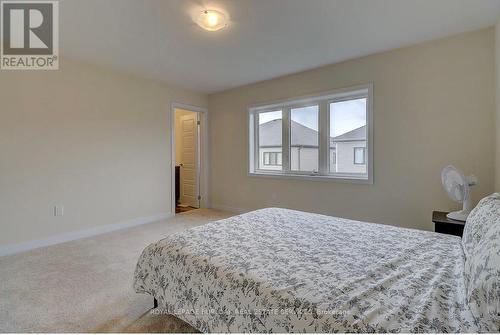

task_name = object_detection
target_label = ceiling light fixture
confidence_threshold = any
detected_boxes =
[197,10,227,31]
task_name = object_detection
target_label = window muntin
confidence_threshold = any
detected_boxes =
[249,85,372,182]
[290,105,319,172]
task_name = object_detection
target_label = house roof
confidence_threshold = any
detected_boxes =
[332,125,366,142]
[259,120,366,147]
[259,119,318,147]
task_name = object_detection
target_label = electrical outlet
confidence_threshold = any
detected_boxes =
[54,205,64,217]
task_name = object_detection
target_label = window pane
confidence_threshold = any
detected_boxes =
[354,147,365,164]
[290,105,318,172]
[330,98,367,174]
[264,153,270,165]
[259,111,282,170]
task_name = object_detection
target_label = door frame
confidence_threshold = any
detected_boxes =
[170,102,209,215]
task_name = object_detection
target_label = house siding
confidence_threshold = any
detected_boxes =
[333,141,367,174]
[259,140,366,174]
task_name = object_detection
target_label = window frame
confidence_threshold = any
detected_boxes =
[248,83,373,184]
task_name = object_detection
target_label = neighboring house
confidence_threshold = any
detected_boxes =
[258,120,366,174]
[331,125,367,174]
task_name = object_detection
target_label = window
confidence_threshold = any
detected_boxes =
[263,152,282,166]
[257,110,282,171]
[330,98,367,173]
[290,105,318,172]
[249,84,372,182]
[354,147,366,165]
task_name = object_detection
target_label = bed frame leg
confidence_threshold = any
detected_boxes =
[153,297,158,309]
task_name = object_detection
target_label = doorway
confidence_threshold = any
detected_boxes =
[171,104,207,215]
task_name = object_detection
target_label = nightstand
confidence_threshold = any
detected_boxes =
[432,211,465,237]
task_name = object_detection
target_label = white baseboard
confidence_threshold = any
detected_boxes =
[0,212,173,257]
[209,204,249,214]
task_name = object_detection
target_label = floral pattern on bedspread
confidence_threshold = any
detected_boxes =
[133,208,478,333]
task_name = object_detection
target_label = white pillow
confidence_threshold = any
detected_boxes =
[463,193,500,331]
[462,193,500,258]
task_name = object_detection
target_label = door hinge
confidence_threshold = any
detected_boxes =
[197,120,201,125]
[197,195,201,200]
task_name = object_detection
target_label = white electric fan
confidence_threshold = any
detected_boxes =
[441,165,478,221]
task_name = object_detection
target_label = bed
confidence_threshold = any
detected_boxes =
[133,196,500,333]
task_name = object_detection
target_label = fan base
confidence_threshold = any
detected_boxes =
[446,210,469,222]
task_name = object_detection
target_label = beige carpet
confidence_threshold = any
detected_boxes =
[0,209,234,333]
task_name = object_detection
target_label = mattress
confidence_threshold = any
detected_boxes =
[133,208,478,332]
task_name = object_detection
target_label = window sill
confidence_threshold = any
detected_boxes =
[248,171,372,184]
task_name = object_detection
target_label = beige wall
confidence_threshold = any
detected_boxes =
[0,58,207,247]
[496,17,500,191]
[208,28,496,231]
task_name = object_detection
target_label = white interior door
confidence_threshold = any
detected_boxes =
[179,113,199,208]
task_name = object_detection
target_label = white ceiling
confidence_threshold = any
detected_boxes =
[60,0,500,94]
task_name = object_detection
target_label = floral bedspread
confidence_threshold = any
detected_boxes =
[133,208,478,333]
